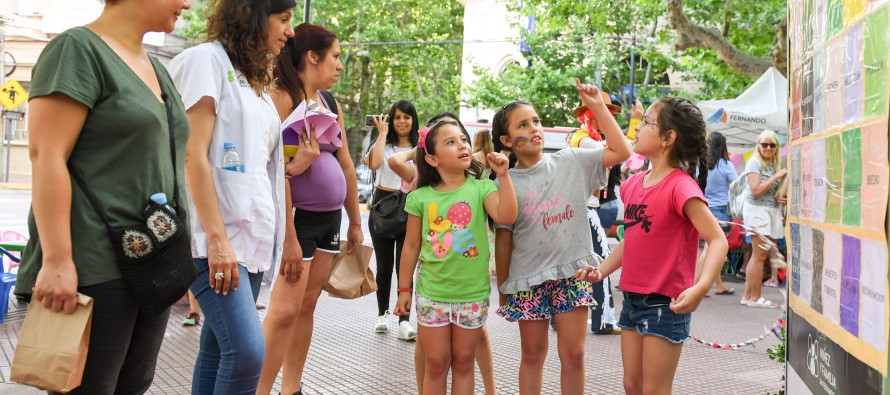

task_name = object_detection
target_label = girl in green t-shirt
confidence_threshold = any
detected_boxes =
[393,120,517,394]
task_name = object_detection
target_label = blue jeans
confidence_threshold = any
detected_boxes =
[190,258,265,395]
[709,205,732,234]
[595,199,620,231]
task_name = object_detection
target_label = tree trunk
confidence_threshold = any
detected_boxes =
[347,56,373,165]
[771,17,788,76]
[665,0,786,77]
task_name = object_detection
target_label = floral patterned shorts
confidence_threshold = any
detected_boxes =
[416,294,490,329]
[497,277,596,321]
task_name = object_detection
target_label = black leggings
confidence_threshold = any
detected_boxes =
[371,190,409,321]
[49,279,170,395]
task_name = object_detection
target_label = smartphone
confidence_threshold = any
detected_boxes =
[365,115,375,127]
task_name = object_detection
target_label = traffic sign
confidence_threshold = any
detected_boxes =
[0,80,27,111]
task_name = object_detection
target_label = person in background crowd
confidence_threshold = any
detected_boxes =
[364,100,419,340]
[183,290,202,326]
[740,130,786,308]
[565,93,638,335]
[473,128,495,180]
[472,129,498,274]
[696,132,736,296]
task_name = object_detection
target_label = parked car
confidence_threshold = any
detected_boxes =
[356,164,373,204]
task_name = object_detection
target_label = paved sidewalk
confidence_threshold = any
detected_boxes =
[0,190,784,394]
[0,274,784,394]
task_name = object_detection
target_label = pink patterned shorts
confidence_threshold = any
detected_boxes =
[416,294,490,329]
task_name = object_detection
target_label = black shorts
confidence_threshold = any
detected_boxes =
[293,207,342,259]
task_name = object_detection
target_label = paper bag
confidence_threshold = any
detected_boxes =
[324,241,377,299]
[11,293,93,392]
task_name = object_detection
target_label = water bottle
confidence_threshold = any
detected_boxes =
[150,192,177,215]
[222,141,244,172]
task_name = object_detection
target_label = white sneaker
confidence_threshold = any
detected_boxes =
[397,321,417,341]
[375,311,390,333]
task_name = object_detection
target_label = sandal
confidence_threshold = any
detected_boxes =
[763,279,780,288]
[746,297,778,309]
[740,298,749,305]
[715,287,736,295]
[183,312,200,326]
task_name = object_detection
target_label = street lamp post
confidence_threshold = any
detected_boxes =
[303,0,311,23]
[628,45,635,123]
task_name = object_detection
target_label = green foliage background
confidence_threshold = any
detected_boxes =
[177,0,786,152]
[464,0,786,127]
[178,0,465,162]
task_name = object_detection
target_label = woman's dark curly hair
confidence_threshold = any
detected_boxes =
[205,0,294,94]
[652,97,709,191]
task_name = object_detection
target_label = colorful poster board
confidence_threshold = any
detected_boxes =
[787,0,890,393]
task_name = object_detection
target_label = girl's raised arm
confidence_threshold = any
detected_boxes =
[483,152,518,226]
[575,78,631,168]
[387,148,418,184]
[494,228,514,306]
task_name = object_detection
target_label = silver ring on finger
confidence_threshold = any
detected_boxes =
[214,272,225,281]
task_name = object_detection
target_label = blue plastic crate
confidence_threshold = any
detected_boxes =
[0,272,16,324]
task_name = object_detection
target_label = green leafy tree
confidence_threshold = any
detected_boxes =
[176,0,465,163]
[311,0,465,161]
[464,0,786,127]
[177,2,208,43]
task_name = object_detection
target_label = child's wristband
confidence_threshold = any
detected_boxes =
[397,288,413,293]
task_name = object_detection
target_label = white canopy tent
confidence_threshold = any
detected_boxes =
[698,67,788,153]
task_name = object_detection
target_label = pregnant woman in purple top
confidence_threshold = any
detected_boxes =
[257,24,364,395]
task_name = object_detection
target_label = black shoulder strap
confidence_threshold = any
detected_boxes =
[319,90,338,116]
[68,76,181,232]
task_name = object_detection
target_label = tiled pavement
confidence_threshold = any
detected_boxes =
[0,192,784,394]
[0,272,784,394]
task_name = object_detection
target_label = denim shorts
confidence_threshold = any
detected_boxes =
[617,292,690,344]
[709,205,732,234]
[701,205,733,247]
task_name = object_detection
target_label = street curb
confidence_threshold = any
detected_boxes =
[0,183,31,191]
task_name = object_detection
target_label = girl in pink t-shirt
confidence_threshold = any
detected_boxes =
[576,97,728,393]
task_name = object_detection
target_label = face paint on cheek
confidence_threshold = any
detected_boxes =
[644,108,657,122]
[513,136,529,151]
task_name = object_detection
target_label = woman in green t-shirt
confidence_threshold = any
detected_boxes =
[20,0,191,393]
